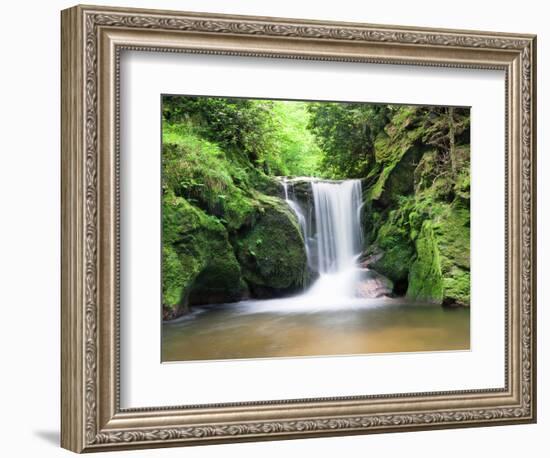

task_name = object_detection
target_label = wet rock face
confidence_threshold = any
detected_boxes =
[287,179,314,203]
[355,269,393,298]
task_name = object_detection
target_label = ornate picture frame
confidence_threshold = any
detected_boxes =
[61,4,536,453]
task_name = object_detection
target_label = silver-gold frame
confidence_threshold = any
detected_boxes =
[61,4,537,453]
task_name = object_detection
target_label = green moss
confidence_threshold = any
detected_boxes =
[413,149,438,191]
[161,117,313,309]
[407,221,444,303]
[248,172,282,197]
[363,109,470,306]
[368,194,470,305]
[378,147,421,206]
[434,202,470,305]
[435,204,470,270]
[442,268,470,306]
[369,209,415,288]
[162,192,242,313]
[368,107,426,203]
[389,106,417,131]
[453,146,471,202]
[162,245,186,308]
[373,122,417,165]
[162,124,257,231]
[367,163,394,201]
[236,195,308,297]
[403,202,470,305]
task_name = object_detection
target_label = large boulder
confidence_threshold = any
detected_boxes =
[235,195,308,298]
[362,209,415,295]
[355,269,393,298]
[162,193,243,319]
[361,198,470,306]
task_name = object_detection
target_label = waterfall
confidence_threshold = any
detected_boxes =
[283,178,363,301]
[311,180,363,273]
[282,179,311,265]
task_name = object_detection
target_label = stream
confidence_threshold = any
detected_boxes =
[162,298,469,361]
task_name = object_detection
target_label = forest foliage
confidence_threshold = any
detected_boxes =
[162,95,471,317]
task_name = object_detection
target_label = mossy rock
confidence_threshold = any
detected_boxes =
[287,179,314,203]
[453,146,471,203]
[434,202,470,306]
[368,132,423,205]
[360,106,471,306]
[162,245,187,310]
[407,220,444,303]
[368,206,415,293]
[368,108,421,205]
[413,149,438,192]
[405,202,470,305]
[162,193,243,317]
[250,172,283,197]
[236,195,308,298]
[435,203,470,271]
[377,147,422,207]
[442,268,470,306]
[162,134,257,232]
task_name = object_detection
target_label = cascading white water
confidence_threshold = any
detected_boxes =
[311,180,363,273]
[282,178,363,303]
[282,179,311,265]
[305,179,363,300]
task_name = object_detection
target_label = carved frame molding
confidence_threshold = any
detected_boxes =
[61,4,536,453]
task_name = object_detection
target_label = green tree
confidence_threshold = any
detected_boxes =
[163,95,275,170]
[307,102,390,178]
[268,101,323,177]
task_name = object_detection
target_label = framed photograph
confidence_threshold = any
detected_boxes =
[61,4,537,453]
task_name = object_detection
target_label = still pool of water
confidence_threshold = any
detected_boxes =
[162,297,470,362]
